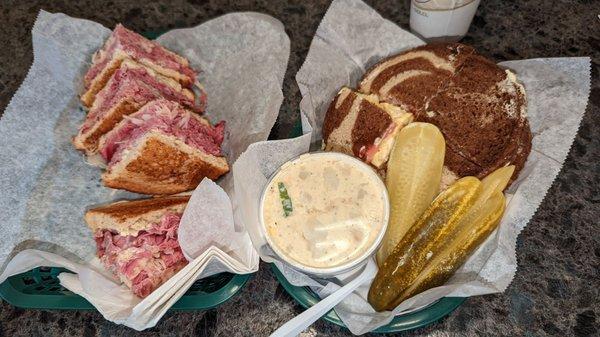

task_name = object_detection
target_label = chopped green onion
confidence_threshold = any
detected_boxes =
[278,182,293,217]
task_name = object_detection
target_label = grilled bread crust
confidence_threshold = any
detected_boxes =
[84,195,190,235]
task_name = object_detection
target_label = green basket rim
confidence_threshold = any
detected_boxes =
[271,264,465,333]
[0,269,251,310]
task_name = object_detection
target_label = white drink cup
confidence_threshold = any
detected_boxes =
[409,0,481,42]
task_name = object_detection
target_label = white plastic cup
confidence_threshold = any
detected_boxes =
[409,0,481,42]
[258,152,390,278]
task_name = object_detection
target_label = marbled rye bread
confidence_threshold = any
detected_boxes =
[322,87,413,168]
[359,43,474,114]
[357,43,531,183]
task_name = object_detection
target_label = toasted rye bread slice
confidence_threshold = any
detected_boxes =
[74,60,196,154]
[81,51,127,107]
[85,195,190,236]
[102,131,229,195]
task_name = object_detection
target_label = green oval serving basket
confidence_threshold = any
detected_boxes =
[271,265,465,333]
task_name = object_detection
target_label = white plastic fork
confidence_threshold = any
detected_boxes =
[270,260,376,337]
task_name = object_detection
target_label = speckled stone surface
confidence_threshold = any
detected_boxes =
[0,0,598,336]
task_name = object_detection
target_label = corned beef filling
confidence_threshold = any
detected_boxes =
[84,36,118,88]
[359,122,397,163]
[94,212,187,298]
[79,66,200,135]
[100,100,225,166]
[84,25,196,89]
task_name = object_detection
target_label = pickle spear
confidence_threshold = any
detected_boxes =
[369,176,481,311]
[396,190,506,305]
[377,123,445,265]
[479,165,514,203]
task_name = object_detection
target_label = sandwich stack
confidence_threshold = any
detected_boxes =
[74,59,200,154]
[99,99,228,195]
[75,25,231,298]
[74,24,229,195]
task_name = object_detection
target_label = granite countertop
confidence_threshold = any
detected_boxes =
[0,0,598,336]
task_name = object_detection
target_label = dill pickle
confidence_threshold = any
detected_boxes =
[396,190,506,304]
[377,123,445,265]
[368,177,481,311]
[479,165,514,203]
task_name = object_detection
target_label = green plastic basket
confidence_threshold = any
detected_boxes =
[0,267,250,310]
[271,265,465,333]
